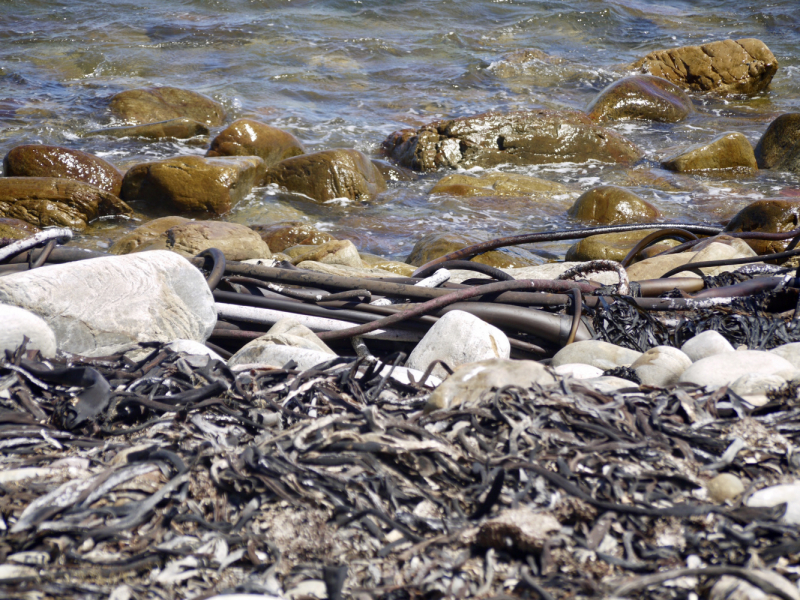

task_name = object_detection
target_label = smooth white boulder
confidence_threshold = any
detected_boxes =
[229,318,335,367]
[730,372,785,397]
[770,342,800,370]
[746,483,800,525]
[0,304,57,358]
[553,363,604,380]
[551,340,642,371]
[680,330,735,362]
[678,350,793,390]
[0,251,216,357]
[229,345,336,371]
[577,376,639,393]
[166,339,224,363]
[407,310,510,379]
[630,346,692,387]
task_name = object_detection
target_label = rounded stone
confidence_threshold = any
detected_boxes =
[163,221,272,260]
[109,216,190,255]
[406,231,545,269]
[551,340,642,371]
[250,221,335,253]
[566,229,681,263]
[109,86,225,126]
[662,132,757,173]
[724,199,800,254]
[680,330,735,362]
[729,372,786,397]
[206,119,305,168]
[630,346,692,387]
[706,474,745,503]
[430,172,570,197]
[587,75,693,123]
[567,185,659,224]
[770,343,800,370]
[678,350,793,390]
[553,363,605,380]
[286,240,361,269]
[0,304,57,358]
[754,113,800,169]
[747,483,800,525]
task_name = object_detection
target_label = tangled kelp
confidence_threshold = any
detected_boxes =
[2,344,800,599]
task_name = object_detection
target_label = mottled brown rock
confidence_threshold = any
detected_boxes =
[568,185,659,224]
[632,38,778,94]
[285,240,361,268]
[587,75,693,123]
[250,221,335,253]
[121,155,265,215]
[662,132,757,173]
[566,229,681,263]
[264,149,387,203]
[0,217,40,240]
[206,119,305,168]
[85,118,210,140]
[383,110,641,171]
[477,509,561,552]
[4,145,124,196]
[725,199,800,254]
[360,253,417,276]
[430,172,570,197]
[406,231,545,269]
[371,159,417,182]
[109,87,225,126]
[0,177,131,230]
[109,216,190,255]
[754,113,800,169]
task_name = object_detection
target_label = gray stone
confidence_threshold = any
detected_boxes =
[0,251,216,357]
[770,342,800,370]
[476,509,561,552]
[630,346,692,387]
[680,330,735,362]
[407,310,510,379]
[229,345,336,371]
[678,350,793,390]
[747,483,800,525]
[706,473,745,503]
[0,304,57,358]
[551,340,642,371]
[228,319,335,368]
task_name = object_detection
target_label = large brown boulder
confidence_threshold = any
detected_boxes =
[566,229,681,263]
[0,218,40,240]
[662,132,757,173]
[206,119,305,168]
[0,177,131,230]
[121,155,265,215]
[632,39,778,95]
[568,185,659,224]
[587,75,692,123]
[754,113,800,170]
[724,199,800,254]
[85,118,210,140]
[109,87,225,126]
[406,231,545,269]
[263,149,386,203]
[4,144,124,196]
[250,221,335,253]
[429,172,570,197]
[383,110,641,171]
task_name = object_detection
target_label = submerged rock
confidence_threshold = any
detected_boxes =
[109,86,225,125]
[632,38,778,94]
[678,350,793,390]
[0,304,57,358]
[567,185,659,224]
[206,119,305,168]
[251,221,335,253]
[587,75,692,123]
[0,177,131,230]
[754,113,800,175]
[724,199,800,254]
[406,231,545,269]
[384,110,641,171]
[551,340,642,371]
[0,251,216,357]
[4,144,124,196]
[121,155,265,215]
[429,172,570,197]
[85,118,210,140]
[662,132,757,173]
[263,149,386,203]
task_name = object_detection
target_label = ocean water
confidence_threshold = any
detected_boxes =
[1,0,799,259]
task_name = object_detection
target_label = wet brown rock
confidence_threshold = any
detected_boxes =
[725,199,800,254]
[566,229,680,263]
[0,218,40,240]
[754,113,800,170]
[406,231,545,269]
[477,509,561,552]
[263,149,386,203]
[568,185,659,224]
[206,119,305,168]
[0,177,131,230]
[587,75,693,123]
[109,216,190,255]
[632,38,778,94]
[121,155,266,215]
[109,87,225,126]
[383,110,641,171]
[4,145,124,196]
[429,172,570,197]
[85,118,210,140]
[250,221,335,253]
[662,132,757,173]
[285,240,361,268]
[371,159,416,182]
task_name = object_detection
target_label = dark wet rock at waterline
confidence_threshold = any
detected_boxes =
[662,132,757,173]
[568,185,659,224]
[3,144,124,196]
[566,229,681,263]
[121,155,266,215]
[406,231,545,269]
[371,159,417,182]
[206,119,305,168]
[0,217,40,240]
[429,172,570,197]
[0,177,131,230]
[725,199,800,254]
[85,118,210,140]
[587,75,692,123]
[632,38,778,95]
[250,221,336,253]
[108,86,225,126]
[263,149,386,203]
[754,113,800,171]
[383,110,642,171]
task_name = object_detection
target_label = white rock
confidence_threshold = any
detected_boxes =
[166,339,224,362]
[577,376,639,393]
[448,262,622,286]
[678,351,793,390]
[770,342,800,370]
[229,345,336,371]
[407,310,510,379]
[229,318,336,367]
[551,340,642,370]
[286,580,326,599]
[376,364,442,388]
[730,372,785,397]
[747,483,800,525]
[680,330,735,362]
[0,564,38,583]
[0,251,216,357]
[0,304,56,358]
[553,363,604,380]
[630,346,692,387]
[710,570,800,600]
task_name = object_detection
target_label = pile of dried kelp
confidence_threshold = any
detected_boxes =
[2,344,800,600]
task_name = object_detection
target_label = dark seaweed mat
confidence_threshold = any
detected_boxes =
[2,345,800,599]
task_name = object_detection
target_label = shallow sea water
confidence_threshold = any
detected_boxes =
[1,0,799,260]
